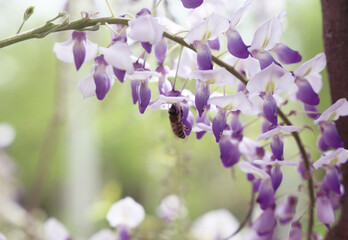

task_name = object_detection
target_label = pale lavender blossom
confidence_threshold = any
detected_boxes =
[316,191,335,226]
[289,221,302,240]
[314,98,348,125]
[89,229,116,240]
[156,194,187,222]
[0,233,6,240]
[44,218,71,240]
[275,195,298,224]
[106,197,145,240]
[53,31,98,71]
[190,209,242,240]
[77,55,114,100]
[313,148,348,169]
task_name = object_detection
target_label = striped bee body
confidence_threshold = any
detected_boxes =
[168,104,186,139]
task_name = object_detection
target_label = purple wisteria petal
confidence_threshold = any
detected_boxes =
[270,135,283,160]
[263,94,278,126]
[156,65,172,95]
[155,37,167,64]
[128,15,165,45]
[246,63,294,95]
[53,31,97,70]
[289,221,302,240]
[275,195,298,224]
[321,123,344,149]
[212,108,227,142]
[294,53,326,78]
[183,110,194,136]
[93,55,114,100]
[271,165,282,191]
[141,42,152,53]
[231,112,243,141]
[184,14,230,44]
[304,104,320,119]
[181,0,203,9]
[252,207,276,235]
[316,192,335,225]
[272,43,302,64]
[118,226,130,240]
[136,8,151,17]
[138,80,151,114]
[317,134,330,151]
[113,68,126,83]
[314,98,348,124]
[196,42,213,70]
[131,80,140,104]
[226,29,249,59]
[219,135,241,168]
[94,70,111,100]
[313,148,348,169]
[257,179,275,210]
[72,32,87,71]
[295,79,320,106]
[323,167,341,195]
[100,42,134,74]
[255,51,276,70]
[195,109,210,139]
[207,37,220,50]
[195,81,210,117]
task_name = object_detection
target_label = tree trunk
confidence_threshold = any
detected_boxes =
[321,0,348,239]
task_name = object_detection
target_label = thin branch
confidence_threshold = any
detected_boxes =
[0,15,315,239]
[223,189,255,240]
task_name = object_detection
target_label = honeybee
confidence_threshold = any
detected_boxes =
[168,104,186,139]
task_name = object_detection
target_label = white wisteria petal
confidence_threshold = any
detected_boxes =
[53,39,74,62]
[158,17,185,33]
[208,92,252,113]
[77,72,96,99]
[149,95,191,109]
[106,197,145,229]
[306,73,323,93]
[314,98,348,124]
[89,229,116,240]
[253,160,297,166]
[44,218,70,240]
[184,14,230,44]
[189,68,237,86]
[156,194,187,221]
[230,0,253,27]
[99,42,134,73]
[192,122,213,133]
[294,53,326,78]
[0,233,6,240]
[238,161,270,179]
[190,209,241,240]
[85,40,98,62]
[177,48,197,78]
[313,148,348,169]
[256,125,299,140]
[128,15,165,45]
[128,70,161,81]
[0,123,16,148]
[246,63,294,95]
[249,15,283,52]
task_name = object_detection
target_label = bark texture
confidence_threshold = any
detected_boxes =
[321,0,348,239]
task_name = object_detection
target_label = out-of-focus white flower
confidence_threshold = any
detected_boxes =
[44,218,70,240]
[156,195,187,222]
[106,197,145,229]
[0,123,15,148]
[89,229,116,240]
[0,232,6,240]
[190,209,241,240]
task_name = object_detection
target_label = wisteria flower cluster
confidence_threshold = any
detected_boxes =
[48,0,348,239]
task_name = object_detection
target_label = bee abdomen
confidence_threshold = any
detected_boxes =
[170,122,186,139]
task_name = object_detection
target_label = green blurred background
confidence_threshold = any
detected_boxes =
[0,0,330,239]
